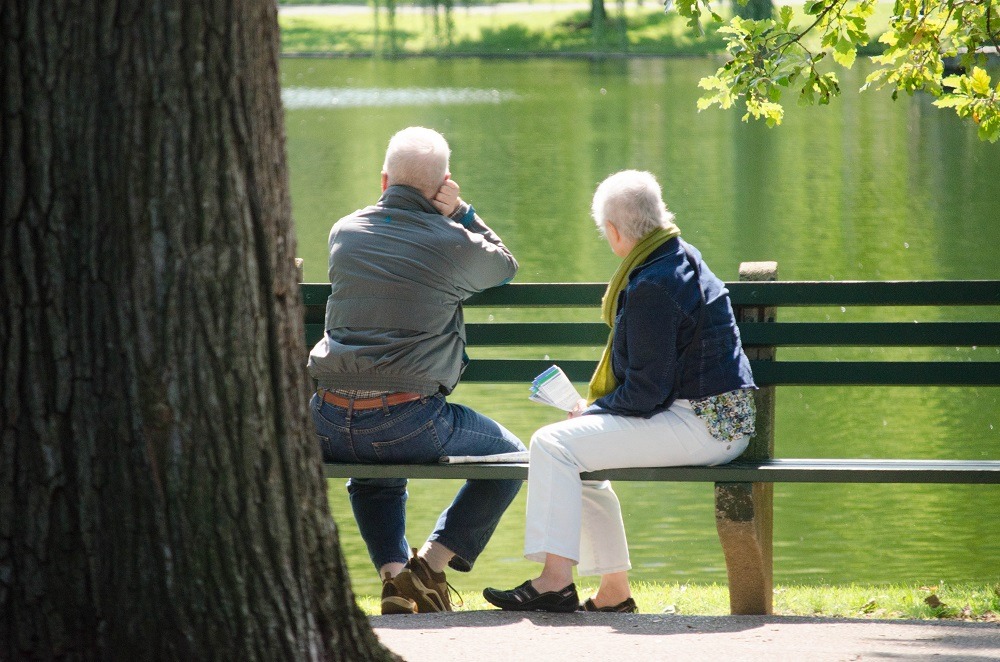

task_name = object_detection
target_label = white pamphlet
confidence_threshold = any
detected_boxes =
[440,451,530,464]
[529,364,584,412]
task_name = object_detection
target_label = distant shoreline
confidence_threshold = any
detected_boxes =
[279,50,721,59]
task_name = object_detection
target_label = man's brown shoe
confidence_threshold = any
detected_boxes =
[381,572,417,615]
[393,552,454,613]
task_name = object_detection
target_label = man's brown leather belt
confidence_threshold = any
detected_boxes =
[320,390,424,410]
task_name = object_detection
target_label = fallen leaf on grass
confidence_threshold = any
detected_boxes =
[924,594,945,609]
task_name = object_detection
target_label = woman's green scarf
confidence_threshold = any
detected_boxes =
[586,226,680,404]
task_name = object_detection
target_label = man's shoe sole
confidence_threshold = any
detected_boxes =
[381,595,417,615]
[394,569,449,613]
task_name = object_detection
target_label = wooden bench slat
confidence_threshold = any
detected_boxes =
[461,358,596,382]
[459,358,1000,385]
[466,322,609,346]
[301,281,1000,309]
[728,281,1000,306]
[301,283,330,305]
[752,361,1000,385]
[463,321,1000,347]
[305,323,324,347]
[323,459,1000,484]
[312,321,1000,352]
[589,459,1000,484]
[465,282,606,307]
[739,321,1000,347]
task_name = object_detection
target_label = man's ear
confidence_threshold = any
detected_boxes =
[381,171,389,192]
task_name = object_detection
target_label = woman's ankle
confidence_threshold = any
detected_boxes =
[531,576,573,594]
[593,572,631,607]
[532,554,575,593]
[590,590,632,609]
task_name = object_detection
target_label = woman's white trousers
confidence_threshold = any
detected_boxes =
[524,399,749,576]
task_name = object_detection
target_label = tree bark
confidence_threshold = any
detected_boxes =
[732,0,774,20]
[0,2,397,659]
[591,0,608,29]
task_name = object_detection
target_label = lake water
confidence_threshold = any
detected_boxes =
[281,56,1000,598]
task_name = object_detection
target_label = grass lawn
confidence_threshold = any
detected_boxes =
[358,581,1000,621]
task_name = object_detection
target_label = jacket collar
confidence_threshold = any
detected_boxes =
[378,184,439,214]
[630,236,682,279]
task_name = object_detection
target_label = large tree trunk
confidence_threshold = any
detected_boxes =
[591,0,608,30]
[0,2,396,659]
[732,0,773,20]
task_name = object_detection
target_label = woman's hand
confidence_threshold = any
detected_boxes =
[567,398,589,419]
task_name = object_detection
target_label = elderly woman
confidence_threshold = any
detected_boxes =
[483,170,756,613]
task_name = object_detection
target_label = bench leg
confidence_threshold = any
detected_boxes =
[715,481,773,615]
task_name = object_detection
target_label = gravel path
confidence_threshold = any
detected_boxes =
[371,611,1000,661]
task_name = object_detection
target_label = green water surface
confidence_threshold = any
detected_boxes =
[282,56,1000,598]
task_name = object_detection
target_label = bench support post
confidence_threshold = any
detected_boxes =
[715,261,777,615]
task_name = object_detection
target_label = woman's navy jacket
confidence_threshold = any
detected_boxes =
[589,237,756,418]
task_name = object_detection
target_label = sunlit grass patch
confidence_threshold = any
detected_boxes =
[279,3,896,57]
[280,7,729,56]
[360,581,1000,621]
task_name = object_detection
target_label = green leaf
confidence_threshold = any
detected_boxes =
[676,0,1000,141]
[779,6,794,27]
[833,38,857,67]
[970,68,992,96]
[941,74,962,89]
[833,48,857,68]
[805,0,827,15]
[932,96,967,110]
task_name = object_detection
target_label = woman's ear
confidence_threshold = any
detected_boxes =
[605,221,620,243]
[605,221,634,258]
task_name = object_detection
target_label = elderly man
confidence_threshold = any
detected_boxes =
[308,127,525,615]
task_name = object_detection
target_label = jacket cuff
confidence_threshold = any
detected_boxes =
[450,202,476,228]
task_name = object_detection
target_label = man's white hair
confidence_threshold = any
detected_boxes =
[591,170,676,241]
[383,127,450,199]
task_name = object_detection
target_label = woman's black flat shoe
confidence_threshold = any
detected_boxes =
[483,580,580,613]
[579,597,638,613]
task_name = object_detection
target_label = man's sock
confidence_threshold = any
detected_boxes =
[417,541,455,574]
[380,562,405,579]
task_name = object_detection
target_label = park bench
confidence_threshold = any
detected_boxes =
[301,262,1000,615]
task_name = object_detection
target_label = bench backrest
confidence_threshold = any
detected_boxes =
[301,278,1000,387]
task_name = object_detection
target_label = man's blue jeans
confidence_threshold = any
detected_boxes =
[310,391,525,572]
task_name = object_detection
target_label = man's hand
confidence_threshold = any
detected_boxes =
[432,178,463,217]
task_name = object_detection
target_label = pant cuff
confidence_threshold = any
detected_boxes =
[577,561,632,577]
[428,533,474,572]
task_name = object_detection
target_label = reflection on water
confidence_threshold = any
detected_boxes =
[284,57,1000,598]
[282,86,517,109]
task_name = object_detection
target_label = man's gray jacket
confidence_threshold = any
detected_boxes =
[307,185,518,395]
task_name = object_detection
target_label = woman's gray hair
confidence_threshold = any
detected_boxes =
[591,170,676,240]
[383,127,451,199]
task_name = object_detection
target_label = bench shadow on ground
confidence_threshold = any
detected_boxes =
[372,610,761,636]
[371,611,1000,658]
